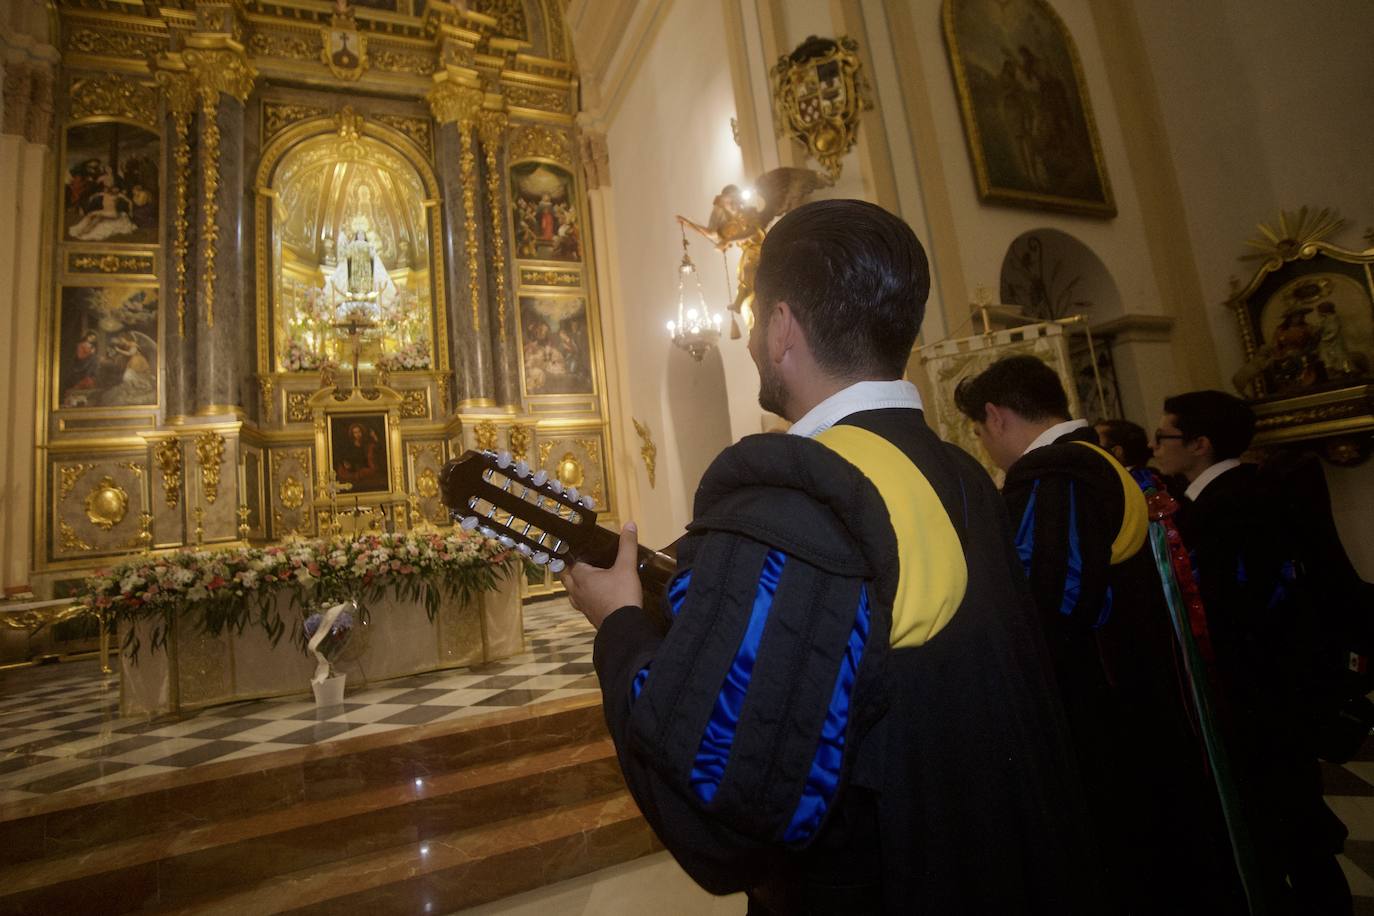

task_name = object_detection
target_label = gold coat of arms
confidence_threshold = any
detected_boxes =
[770,36,871,180]
[323,14,367,82]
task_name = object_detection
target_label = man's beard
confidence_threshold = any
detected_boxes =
[756,358,788,417]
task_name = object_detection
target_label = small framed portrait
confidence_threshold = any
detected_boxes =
[519,296,594,396]
[328,413,391,494]
[510,162,582,263]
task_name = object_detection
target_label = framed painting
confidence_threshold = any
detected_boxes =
[63,122,161,243]
[57,285,158,409]
[519,296,593,396]
[328,413,391,495]
[510,162,582,263]
[942,0,1115,216]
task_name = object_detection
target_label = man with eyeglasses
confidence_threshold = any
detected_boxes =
[1154,389,1353,914]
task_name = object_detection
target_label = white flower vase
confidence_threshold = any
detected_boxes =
[312,672,346,707]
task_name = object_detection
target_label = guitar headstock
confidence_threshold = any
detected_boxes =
[438,450,602,573]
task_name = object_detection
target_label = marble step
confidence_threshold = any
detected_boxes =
[0,735,627,914]
[0,696,608,867]
[160,790,658,916]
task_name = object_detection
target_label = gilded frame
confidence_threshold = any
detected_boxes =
[941,0,1115,217]
[308,386,406,504]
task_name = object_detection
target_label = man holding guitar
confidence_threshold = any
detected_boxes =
[558,200,1099,913]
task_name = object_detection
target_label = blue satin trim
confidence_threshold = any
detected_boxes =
[1060,482,1085,620]
[1015,483,1038,572]
[630,570,695,704]
[689,550,785,803]
[783,583,870,844]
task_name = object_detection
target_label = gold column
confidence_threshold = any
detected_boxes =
[477,110,511,344]
[183,39,256,331]
[427,80,485,332]
[154,59,197,339]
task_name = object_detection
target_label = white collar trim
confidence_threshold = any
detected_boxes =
[1022,418,1090,457]
[787,379,924,439]
[1185,458,1242,501]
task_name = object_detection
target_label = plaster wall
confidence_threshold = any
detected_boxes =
[1134,0,1374,578]
[603,0,763,542]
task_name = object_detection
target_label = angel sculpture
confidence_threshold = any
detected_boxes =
[677,166,831,338]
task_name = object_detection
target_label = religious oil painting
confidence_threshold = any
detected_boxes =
[1254,273,1373,395]
[520,296,593,396]
[511,162,582,262]
[329,413,391,495]
[58,285,158,409]
[942,0,1115,216]
[63,122,161,243]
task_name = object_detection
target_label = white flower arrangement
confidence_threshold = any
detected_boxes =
[85,530,515,661]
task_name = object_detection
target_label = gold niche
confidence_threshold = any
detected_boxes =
[84,476,130,530]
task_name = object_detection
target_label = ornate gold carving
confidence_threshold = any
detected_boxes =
[508,123,572,165]
[59,521,93,553]
[322,22,368,81]
[258,376,275,422]
[473,421,499,452]
[1255,402,1366,431]
[279,474,305,510]
[334,105,364,140]
[555,452,583,489]
[543,0,568,60]
[770,36,872,180]
[247,30,319,62]
[119,461,146,481]
[1241,207,1348,265]
[632,418,657,489]
[184,48,257,106]
[508,424,531,461]
[286,392,312,422]
[460,125,481,331]
[65,28,164,62]
[263,102,328,142]
[371,46,436,77]
[59,464,94,502]
[85,477,129,530]
[504,84,568,113]
[153,439,182,510]
[538,440,554,467]
[470,0,528,39]
[375,114,433,155]
[426,82,483,126]
[416,467,439,499]
[195,431,226,505]
[67,253,155,275]
[479,111,511,343]
[400,389,429,419]
[157,67,196,338]
[68,75,158,129]
[520,268,580,287]
[577,438,602,466]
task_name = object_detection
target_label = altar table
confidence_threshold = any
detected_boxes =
[119,575,523,716]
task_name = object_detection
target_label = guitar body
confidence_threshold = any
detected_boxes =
[438,450,680,606]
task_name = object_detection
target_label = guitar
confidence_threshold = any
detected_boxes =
[438,449,679,600]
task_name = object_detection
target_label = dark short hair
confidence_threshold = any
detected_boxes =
[754,199,930,378]
[1162,390,1255,460]
[1096,418,1151,468]
[953,355,1070,424]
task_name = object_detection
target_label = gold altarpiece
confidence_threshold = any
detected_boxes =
[34,0,616,606]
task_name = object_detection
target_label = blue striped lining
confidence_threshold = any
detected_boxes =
[783,583,870,843]
[689,550,785,803]
[629,570,693,702]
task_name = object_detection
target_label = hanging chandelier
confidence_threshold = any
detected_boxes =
[666,225,722,361]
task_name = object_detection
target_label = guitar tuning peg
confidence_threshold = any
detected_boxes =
[514,459,530,478]
[532,550,549,565]
[516,543,532,556]
[479,526,497,539]
[459,515,479,531]
[548,479,563,495]
[498,535,515,548]
[531,469,548,486]
[495,451,513,469]
[548,558,566,574]
[566,486,580,502]
[579,495,596,510]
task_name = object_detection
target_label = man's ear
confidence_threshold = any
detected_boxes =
[1110,444,1126,463]
[1189,434,1215,463]
[983,402,1006,434]
[767,300,795,363]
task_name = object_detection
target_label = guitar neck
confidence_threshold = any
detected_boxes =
[575,525,680,599]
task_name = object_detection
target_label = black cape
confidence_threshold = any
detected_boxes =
[594,409,1099,913]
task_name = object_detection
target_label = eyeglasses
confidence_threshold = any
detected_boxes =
[1154,430,1187,442]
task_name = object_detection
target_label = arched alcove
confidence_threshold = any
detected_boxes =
[998,228,1122,322]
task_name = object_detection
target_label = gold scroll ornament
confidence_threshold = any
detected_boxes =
[195,430,226,504]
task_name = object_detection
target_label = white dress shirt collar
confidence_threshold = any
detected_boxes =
[787,379,924,439]
[1184,458,1242,502]
[1022,418,1091,457]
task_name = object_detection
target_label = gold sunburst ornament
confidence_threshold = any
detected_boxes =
[1241,207,1347,263]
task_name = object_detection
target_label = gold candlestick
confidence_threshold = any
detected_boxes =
[137,512,154,551]
[236,504,251,541]
[193,506,204,545]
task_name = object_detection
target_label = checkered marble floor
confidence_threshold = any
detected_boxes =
[0,598,597,805]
